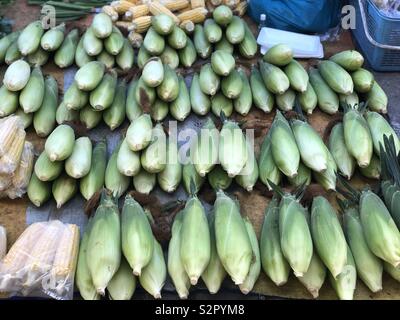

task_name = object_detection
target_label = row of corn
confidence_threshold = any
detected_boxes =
[0,220,80,299]
[0,116,33,199]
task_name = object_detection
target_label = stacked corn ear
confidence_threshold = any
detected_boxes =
[107,257,136,300]
[235,137,259,192]
[183,162,205,194]
[157,139,182,193]
[105,141,130,198]
[258,130,281,190]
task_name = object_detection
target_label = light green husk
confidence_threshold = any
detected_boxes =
[75,61,105,91]
[234,68,252,116]
[90,72,117,111]
[52,173,77,208]
[284,59,309,93]
[318,60,354,95]
[137,46,152,69]
[221,69,243,99]
[33,75,57,136]
[359,154,381,180]
[103,80,126,130]
[150,99,169,121]
[0,85,18,117]
[117,138,141,177]
[215,34,234,54]
[366,81,388,114]
[126,79,143,121]
[211,50,235,76]
[352,68,374,93]
[208,166,232,190]
[105,143,130,198]
[126,114,153,151]
[259,61,290,95]
[79,106,102,130]
[54,29,79,68]
[83,27,103,57]
[142,58,164,88]
[157,140,182,193]
[19,67,44,113]
[235,139,259,192]
[40,24,65,51]
[258,131,282,190]
[140,123,167,173]
[226,16,245,44]
[18,21,44,56]
[75,36,94,68]
[313,147,337,191]
[92,13,113,39]
[116,39,134,71]
[276,89,296,111]
[330,50,364,71]
[204,19,222,43]
[238,23,257,59]
[297,252,326,299]
[287,162,311,187]
[27,46,49,67]
[64,81,88,111]
[107,257,136,300]
[144,27,165,55]
[152,14,174,35]
[45,124,75,161]
[190,73,211,115]
[133,170,156,194]
[183,162,205,194]
[213,5,233,26]
[178,38,197,68]
[65,136,92,179]
[170,76,190,121]
[199,63,220,96]
[168,25,187,49]
[298,83,318,115]
[339,92,359,107]
[250,67,274,113]
[5,41,21,65]
[27,173,51,207]
[309,68,339,114]
[193,25,212,59]
[3,59,31,92]
[135,76,156,109]
[160,45,179,69]
[211,93,233,117]
[97,50,115,69]
[263,44,293,66]
[56,102,79,124]
[157,64,179,102]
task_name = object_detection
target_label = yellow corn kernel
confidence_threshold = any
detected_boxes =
[111,0,134,14]
[191,0,205,8]
[233,1,247,16]
[177,7,207,23]
[127,4,150,19]
[102,5,119,22]
[9,141,34,197]
[0,128,26,175]
[0,116,20,157]
[148,1,180,24]
[132,15,152,33]
[160,0,190,12]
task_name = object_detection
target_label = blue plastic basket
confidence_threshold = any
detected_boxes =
[350,0,400,72]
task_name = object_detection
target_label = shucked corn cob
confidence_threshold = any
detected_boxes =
[161,0,190,12]
[0,127,26,175]
[149,2,180,24]
[177,7,207,23]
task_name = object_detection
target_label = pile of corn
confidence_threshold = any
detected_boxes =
[0,220,80,299]
[76,192,165,300]
[0,116,34,199]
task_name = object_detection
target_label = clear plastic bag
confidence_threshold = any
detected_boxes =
[0,220,80,300]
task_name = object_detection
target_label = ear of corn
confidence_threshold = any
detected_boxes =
[339,92,359,107]
[311,196,347,278]
[259,61,290,95]
[214,191,252,285]
[156,64,179,102]
[0,85,18,117]
[141,123,167,173]
[263,44,293,66]
[75,37,94,68]
[106,143,131,198]
[0,32,19,63]
[178,38,197,67]
[235,139,259,192]
[359,154,381,179]
[276,89,295,111]
[221,69,243,99]
[199,63,220,96]
[208,165,232,190]
[318,61,354,95]
[250,67,274,113]
[116,39,135,71]
[117,138,141,177]
[3,60,31,92]
[297,252,326,299]
[309,68,339,114]
[107,257,136,300]
[126,114,153,151]
[150,99,169,122]
[97,50,115,69]
[352,68,374,93]
[183,162,204,194]
[75,61,105,92]
[52,173,77,208]
[226,16,245,44]
[54,29,79,68]
[5,41,21,65]
[14,109,33,129]
[258,131,282,190]
[177,7,207,23]
[86,193,121,295]
[65,137,92,179]
[190,73,211,115]
[151,14,175,35]
[135,76,156,108]
[344,207,383,293]
[160,45,180,69]
[128,4,150,19]
[64,82,88,111]
[170,75,191,121]
[34,151,63,182]
[142,58,165,88]
[366,81,388,114]
[40,24,65,52]
[211,50,235,76]
[330,50,364,71]
[204,19,222,43]
[126,79,143,121]
[56,100,77,124]
[92,13,113,39]
[10,141,34,198]
[284,60,309,93]
[158,140,182,193]
[211,93,233,117]
[238,22,257,58]
[215,34,234,54]
[27,173,51,207]
[234,68,252,116]
[105,26,125,56]
[90,72,118,111]
[27,46,49,67]
[18,21,44,56]
[83,28,103,57]
[132,16,152,34]
[79,106,102,130]
[384,262,400,282]
[143,27,165,55]
[139,238,166,299]
[194,25,212,59]
[313,147,337,191]
[0,125,25,175]
[103,80,127,130]
[133,170,156,194]
[287,162,311,187]
[45,124,75,162]
[213,5,232,26]
[149,2,180,24]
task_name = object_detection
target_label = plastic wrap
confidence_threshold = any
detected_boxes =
[0,127,26,175]
[0,174,12,192]
[373,0,400,17]
[0,220,80,300]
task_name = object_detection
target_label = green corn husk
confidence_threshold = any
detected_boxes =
[0,32,19,63]
[329,246,357,300]
[270,111,300,178]
[15,108,33,129]
[126,79,143,122]
[168,25,187,49]
[344,207,383,293]
[193,25,212,59]
[18,21,44,56]
[260,198,290,286]
[221,69,243,99]
[86,193,121,295]
[329,123,356,180]
[52,173,77,208]
[234,69,252,116]
[64,81,88,111]
[105,143,130,198]
[157,140,182,193]
[157,64,179,102]
[5,41,21,65]
[83,27,103,57]
[352,68,374,93]
[309,68,339,114]
[311,196,347,278]
[137,46,152,69]
[92,13,113,39]
[141,124,167,173]
[298,83,318,115]
[199,63,220,96]
[192,118,219,177]
[226,16,245,44]
[204,19,222,43]
[75,61,105,92]
[152,14,174,35]
[384,262,400,282]
[359,154,381,179]
[215,34,234,54]
[56,102,79,124]
[105,26,124,56]
[76,218,100,300]
[79,106,102,129]
[90,72,117,111]
[40,24,65,52]
[144,27,165,55]
[318,60,354,95]
[284,60,309,93]
[139,238,166,299]
[178,38,197,68]
[276,89,296,111]
[259,61,290,95]
[213,5,233,26]
[126,114,153,151]
[190,73,211,115]
[80,141,107,201]
[239,218,261,294]
[97,50,115,69]
[263,44,293,66]
[214,191,252,285]
[313,147,337,191]
[27,46,49,67]
[208,166,232,190]
[168,211,191,299]
[388,189,400,230]
[330,50,364,71]
[34,80,59,137]
[298,252,327,299]
[339,92,359,107]
[54,29,79,68]
[116,39,134,71]
[366,81,388,114]
[160,45,179,69]
[183,162,205,194]
[211,50,235,76]
[117,138,141,177]
[27,173,51,207]
[103,80,126,130]
[19,67,45,113]
[133,170,156,194]
[291,118,328,173]
[135,76,156,109]
[219,119,248,177]
[211,93,233,117]
[180,195,211,285]
[287,162,311,187]
[170,76,190,121]
[258,131,282,190]
[250,67,274,113]
[366,111,400,155]
[107,257,136,300]
[45,124,75,161]
[0,85,18,117]
[238,23,258,59]
[235,139,259,192]
[279,194,313,277]
[65,136,92,179]
[360,190,400,267]
[343,108,373,168]
[150,98,168,121]
[75,36,94,68]
[122,194,154,276]
[3,59,31,92]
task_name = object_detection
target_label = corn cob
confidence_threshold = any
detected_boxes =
[141,123,167,173]
[9,141,34,198]
[143,26,165,55]
[15,109,33,129]
[313,147,337,191]
[65,137,92,179]
[208,165,232,190]
[367,81,388,114]
[276,89,296,111]
[213,4,232,25]
[190,73,211,115]
[199,63,220,96]
[18,21,44,56]
[75,61,105,92]
[3,60,31,92]
[177,7,207,23]
[0,116,20,157]
[162,0,190,11]
[0,85,18,117]
[194,25,212,59]
[27,47,49,67]
[179,38,197,66]
[182,162,205,194]
[384,262,400,282]
[5,41,21,65]
[226,16,245,44]
[92,13,113,39]
[151,99,168,122]
[259,61,290,95]
[142,58,164,88]
[250,67,274,113]
[105,143,131,199]
[111,0,134,14]
[40,24,65,52]
[45,124,75,162]
[0,128,25,175]
[152,14,175,35]
[126,79,144,121]
[157,140,182,193]
[0,32,19,64]
[330,50,364,72]
[107,257,136,300]
[258,131,282,190]
[133,170,156,194]
[235,139,259,192]
[52,174,78,209]
[104,26,125,56]
[309,68,339,114]
[132,16,152,33]
[27,173,51,207]
[352,68,374,93]
[284,60,309,93]
[168,25,188,49]
[102,5,119,22]
[211,93,233,118]
[191,0,205,8]
[97,51,115,69]
[149,1,180,24]
[90,72,118,111]
[170,76,191,121]
[75,37,94,68]
[339,92,359,107]
[180,20,195,34]
[233,68,252,116]
[127,4,149,19]
[263,44,293,66]
[221,69,243,99]
[238,22,257,59]
[211,50,235,76]
[56,102,78,125]
[126,114,153,151]
[318,61,354,95]
[54,29,79,68]
[159,45,179,71]
[64,80,89,110]
[0,225,6,260]
[297,251,326,299]
[359,154,381,179]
